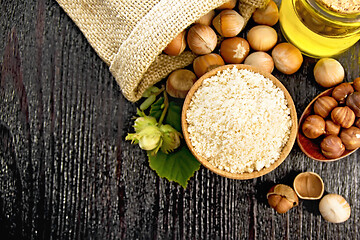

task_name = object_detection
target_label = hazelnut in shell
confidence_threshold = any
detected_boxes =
[346,92,360,117]
[267,184,299,214]
[166,69,197,98]
[293,172,324,200]
[320,135,345,159]
[314,58,344,88]
[340,126,360,150]
[331,82,354,104]
[216,0,237,9]
[271,43,303,75]
[212,10,245,37]
[319,194,351,223]
[302,115,325,139]
[244,51,274,73]
[163,30,187,56]
[331,106,355,128]
[325,120,341,136]
[193,53,225,78]
[313,96,338,118]
[195,10,215,26]
[187,24,217,55]
[247,25,277,51]
[220,37,250,64]
[252,0,279,26]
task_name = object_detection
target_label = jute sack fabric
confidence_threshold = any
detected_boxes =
[56,0,268,102]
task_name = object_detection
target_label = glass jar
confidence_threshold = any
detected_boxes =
[279,0,360,58]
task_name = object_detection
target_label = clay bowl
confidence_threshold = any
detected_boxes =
[181,64,298,180]
[297,84,358,162]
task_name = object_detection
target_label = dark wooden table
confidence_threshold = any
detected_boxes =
[1,0,359,239]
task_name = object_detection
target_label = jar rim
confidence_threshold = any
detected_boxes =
[308,0,360,23]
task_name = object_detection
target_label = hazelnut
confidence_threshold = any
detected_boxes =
[220,37,250,64]
[313,96,338,118]
[195,10,215,26]
[272,43,303,75]
[331,106,355,128]
[163,30,187,56]
[244,51,274,73]
[252,0,279,26]
[325,120,341,135]
[187,24,217,55]
[193,53,225,78]
[216,0,237,9]
[340,126,360,150]
[166,69,197,98]
[212,10,245,37]
[346,92,360,117]
[247,25,277,51]
[355,118,360,128]
[314,58,344,88]
[321,135,345,159]
[319,194,351,223]
[353,77,360,92]
[302,115,325,139]
[331,82,354,104]
[267,184,299,214]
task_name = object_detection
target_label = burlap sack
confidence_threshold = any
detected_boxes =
[56,0,268,102]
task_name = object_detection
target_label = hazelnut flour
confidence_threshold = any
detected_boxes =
[186,67,292,173]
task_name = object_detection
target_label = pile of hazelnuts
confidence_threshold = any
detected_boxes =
[163,0,304,99]
[302,77,360,159]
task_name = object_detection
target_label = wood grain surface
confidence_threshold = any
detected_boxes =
[0,0,359,239]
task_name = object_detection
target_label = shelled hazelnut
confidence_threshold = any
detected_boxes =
[332,83,354,104]
[346,92,360,117]
[302,115,325,139]
[313,96,338,118]
[331,106,355,128]
[320,135,345,159]
[340,126,360,150]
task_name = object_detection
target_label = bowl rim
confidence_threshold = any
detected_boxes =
[181,64,298,180]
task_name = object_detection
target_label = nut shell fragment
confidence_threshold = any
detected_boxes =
[293,172,324,200]
[267,184,298,214]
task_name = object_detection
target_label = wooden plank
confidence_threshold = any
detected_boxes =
[0,0,359,239]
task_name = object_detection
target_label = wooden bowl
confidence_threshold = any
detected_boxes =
[297,84,358,162]
[181,64,298,180]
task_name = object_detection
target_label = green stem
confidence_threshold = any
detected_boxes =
[158,89,169,126]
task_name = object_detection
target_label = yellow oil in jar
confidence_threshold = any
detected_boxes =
[279,0,360,58]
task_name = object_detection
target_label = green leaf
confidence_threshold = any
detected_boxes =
[148,146,201,188]
[149,97,164,120]
[165,101,182,132]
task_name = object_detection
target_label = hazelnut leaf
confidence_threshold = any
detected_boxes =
[148,146,200,188]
